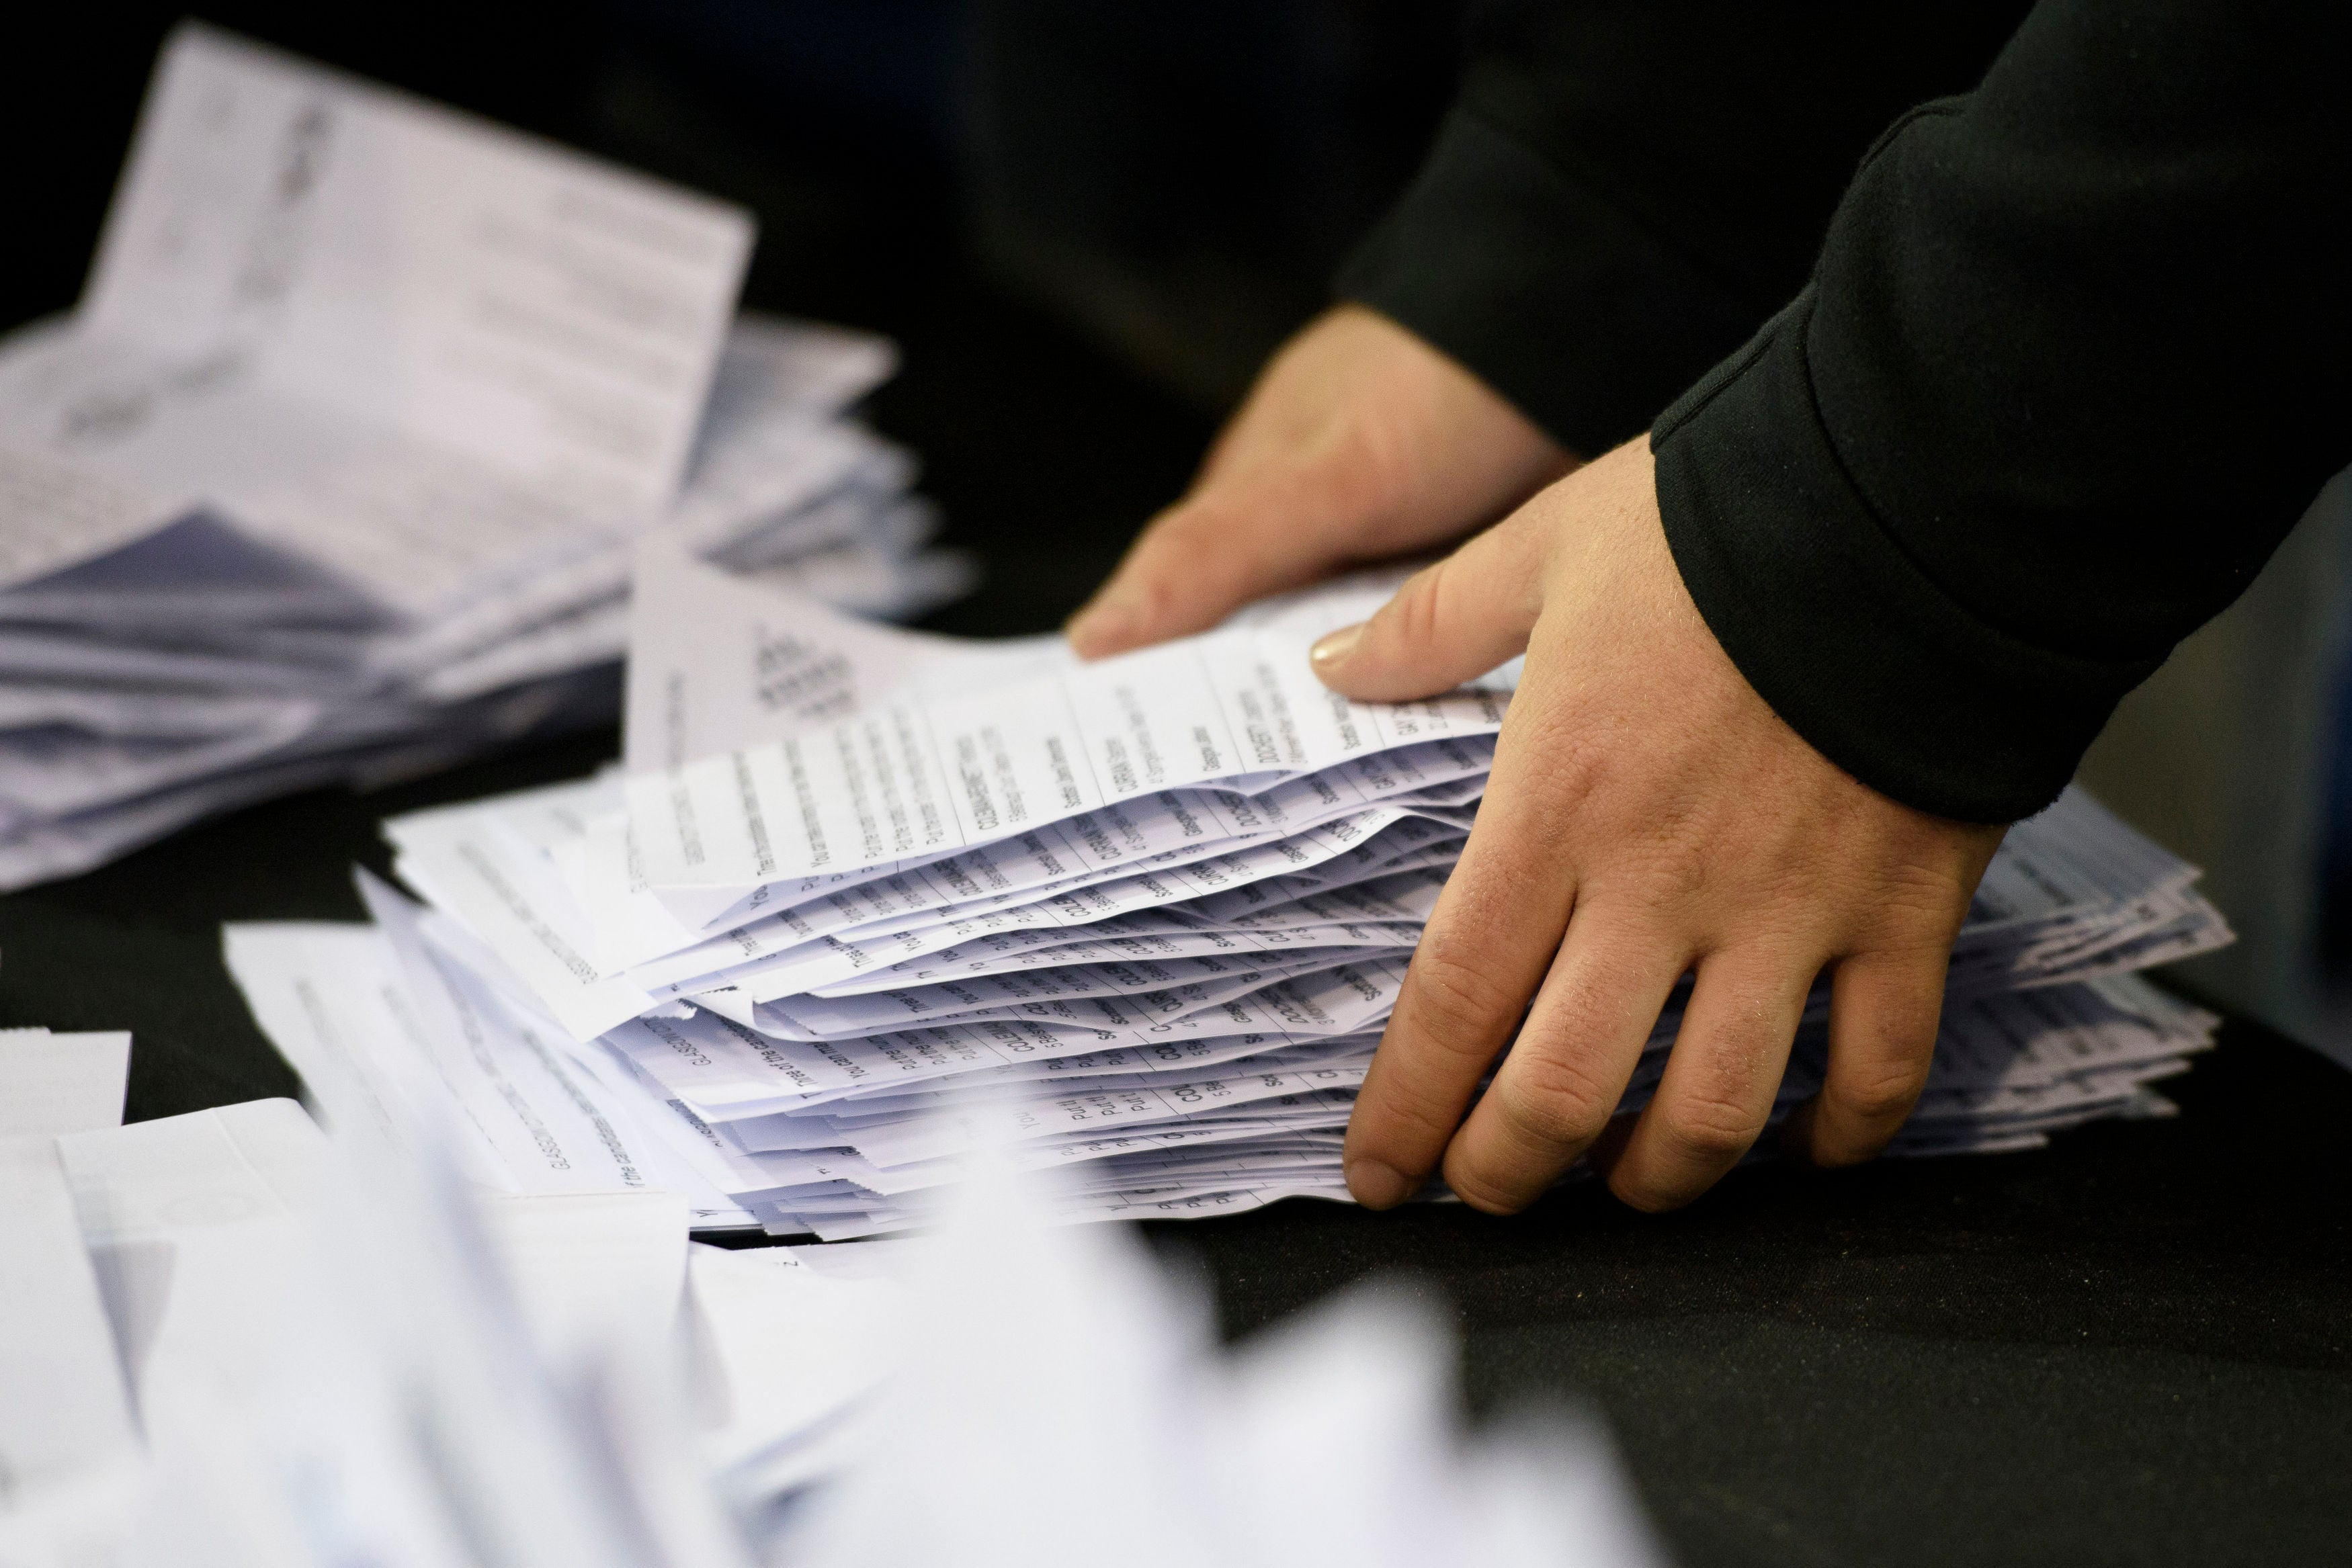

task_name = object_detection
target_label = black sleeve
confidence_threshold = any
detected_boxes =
[1337,1,2029,461]
[1652,0,2352,822]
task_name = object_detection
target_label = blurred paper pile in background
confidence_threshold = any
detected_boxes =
[0,24,969,890]
[0,987,1661,1568]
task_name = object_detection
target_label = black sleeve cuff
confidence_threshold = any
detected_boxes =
[1335,107,1764,461]
[1651,292,2163,824]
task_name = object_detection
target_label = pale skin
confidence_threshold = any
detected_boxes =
[1068,305,2007,1213]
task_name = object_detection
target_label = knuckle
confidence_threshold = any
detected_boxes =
[1830,1057,1930,1126]
[1651,1088,1765,1168]
[1490,1060,1613,1153]
[1150,505,1257,572]
[1508,708,1610,816]
[1443,1156,1540,1217]
[1859,842,1988,943]
[1358,1080,1468,1157]
[1383,565,1450,652]
[1634,832,1714,912]
[1312,425,1413,517]
[1400,942,1523,1055]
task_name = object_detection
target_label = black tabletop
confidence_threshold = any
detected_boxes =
[6,97,2349,1567]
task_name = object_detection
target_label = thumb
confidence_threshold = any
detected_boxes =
[1308,511,1549,701]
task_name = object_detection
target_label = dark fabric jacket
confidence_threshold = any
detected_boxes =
[1340,1,2350,822]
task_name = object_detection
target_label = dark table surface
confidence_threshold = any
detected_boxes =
[5,167,2349,1568]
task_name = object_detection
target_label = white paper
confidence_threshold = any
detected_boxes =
[626,601,1504,896]
[55,1099,325,1427]
[0,1028,130,1135]
[624,535,1055,775]
[478,1190,689,1360]
[86,24,751,513]
[0,1137,140,1496]
[0,438,186,592]
[683,1243,907,1482]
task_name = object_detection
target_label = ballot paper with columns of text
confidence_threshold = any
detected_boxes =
[0,20,753,609]
[624,609,1511,901]
[622,534,1059,777]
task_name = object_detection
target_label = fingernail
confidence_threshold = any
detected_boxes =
[1345,1156,1413,1209]
[1310,623,1363,670]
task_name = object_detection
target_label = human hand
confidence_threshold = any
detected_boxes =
[1065,304,1574,658]
[1317,437,2008,1214]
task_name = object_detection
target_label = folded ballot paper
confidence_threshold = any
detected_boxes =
[220,544,2234,1239]
[0,24,968,891]
[0,1033,1663,1568]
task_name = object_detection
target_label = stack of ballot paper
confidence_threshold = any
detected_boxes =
[0,24,969,890]
[222,548,2234,1239]
[1,1018,1660,1568]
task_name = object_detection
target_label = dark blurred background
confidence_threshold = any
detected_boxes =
[0,0,1463,635]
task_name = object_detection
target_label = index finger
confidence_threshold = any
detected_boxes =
[1342,794,1576,1209]
[1339,619,1593,1207]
